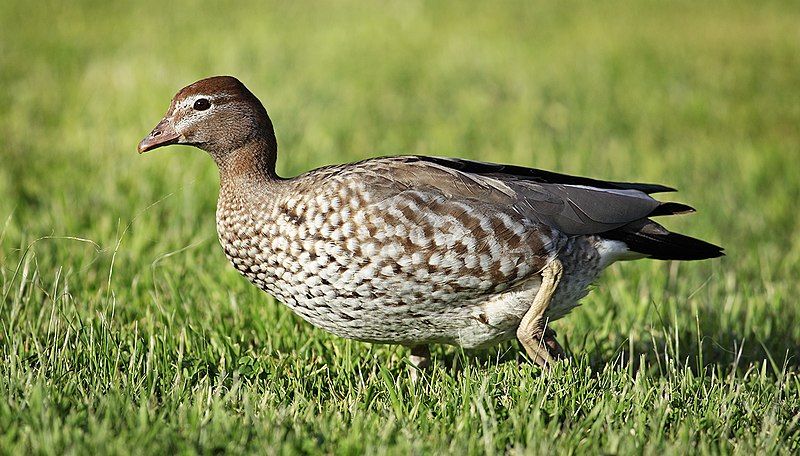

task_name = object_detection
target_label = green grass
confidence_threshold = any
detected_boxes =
[2,0,800,453]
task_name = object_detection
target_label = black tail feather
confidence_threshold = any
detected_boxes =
[604,219,724,261]
[649,202,696,217]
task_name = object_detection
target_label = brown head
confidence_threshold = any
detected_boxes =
[138,76,278,174]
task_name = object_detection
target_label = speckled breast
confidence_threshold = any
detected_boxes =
[215,168,571,346]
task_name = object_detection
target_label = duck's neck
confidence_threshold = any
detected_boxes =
[217,136,282,194]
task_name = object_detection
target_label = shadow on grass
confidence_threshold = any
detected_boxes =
[437,313,800,379]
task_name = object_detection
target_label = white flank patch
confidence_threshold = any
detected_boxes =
[441,251,461,270]
[271,236,288,251]
[316,197,330,214]
[361,242,377,256]
[381,242,403,258]
[353,210,366,225]
[499,257,515,276]
[409,227,428,246]
[479,254,492,271]
[340,222,353,237]
[595,239,646,268]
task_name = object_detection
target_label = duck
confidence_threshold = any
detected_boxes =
[138,76,723,372]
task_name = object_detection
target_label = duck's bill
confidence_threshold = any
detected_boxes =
[138,117,180,153]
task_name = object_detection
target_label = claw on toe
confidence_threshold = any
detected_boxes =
[520,324,566,368]
[542,327,566,361]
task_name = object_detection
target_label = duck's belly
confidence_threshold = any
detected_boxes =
[229,255,530,347]
[216,180,604,348]
[221,214,604,348]
[253,240,602,349]
[253,272,541,348]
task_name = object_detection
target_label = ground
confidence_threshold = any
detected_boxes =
[1,0,799,454]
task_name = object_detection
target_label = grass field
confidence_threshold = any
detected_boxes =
[2,0,800,453]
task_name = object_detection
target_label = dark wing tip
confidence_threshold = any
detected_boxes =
[623,183,677,194]
[649,202,696,217]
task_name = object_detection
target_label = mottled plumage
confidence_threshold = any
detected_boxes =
[139,76,723,371]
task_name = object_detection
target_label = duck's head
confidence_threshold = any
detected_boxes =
[138,76,277,167]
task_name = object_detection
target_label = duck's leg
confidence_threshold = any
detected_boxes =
[409,345,431,382]
[516,259,564,367]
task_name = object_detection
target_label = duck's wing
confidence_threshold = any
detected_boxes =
[360,155,690,236]
[398,155,677,194]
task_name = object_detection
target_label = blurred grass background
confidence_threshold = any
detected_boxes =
[1,0,799,453]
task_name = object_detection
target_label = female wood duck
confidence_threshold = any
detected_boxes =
[139,76,723,372]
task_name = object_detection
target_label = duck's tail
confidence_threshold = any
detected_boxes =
[602,204,724,261]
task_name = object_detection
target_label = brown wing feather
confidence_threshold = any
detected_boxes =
[354,156,664,236]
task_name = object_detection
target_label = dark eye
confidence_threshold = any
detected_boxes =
[193,98,211,111]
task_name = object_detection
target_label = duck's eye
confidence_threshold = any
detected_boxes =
[193,98,211,111]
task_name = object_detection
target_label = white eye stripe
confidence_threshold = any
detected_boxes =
[180,94,226,108]
[182,95,212,109]
[173,92,233,131]
[180,92,234,109]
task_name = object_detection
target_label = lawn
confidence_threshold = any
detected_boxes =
[1,0,800,453]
